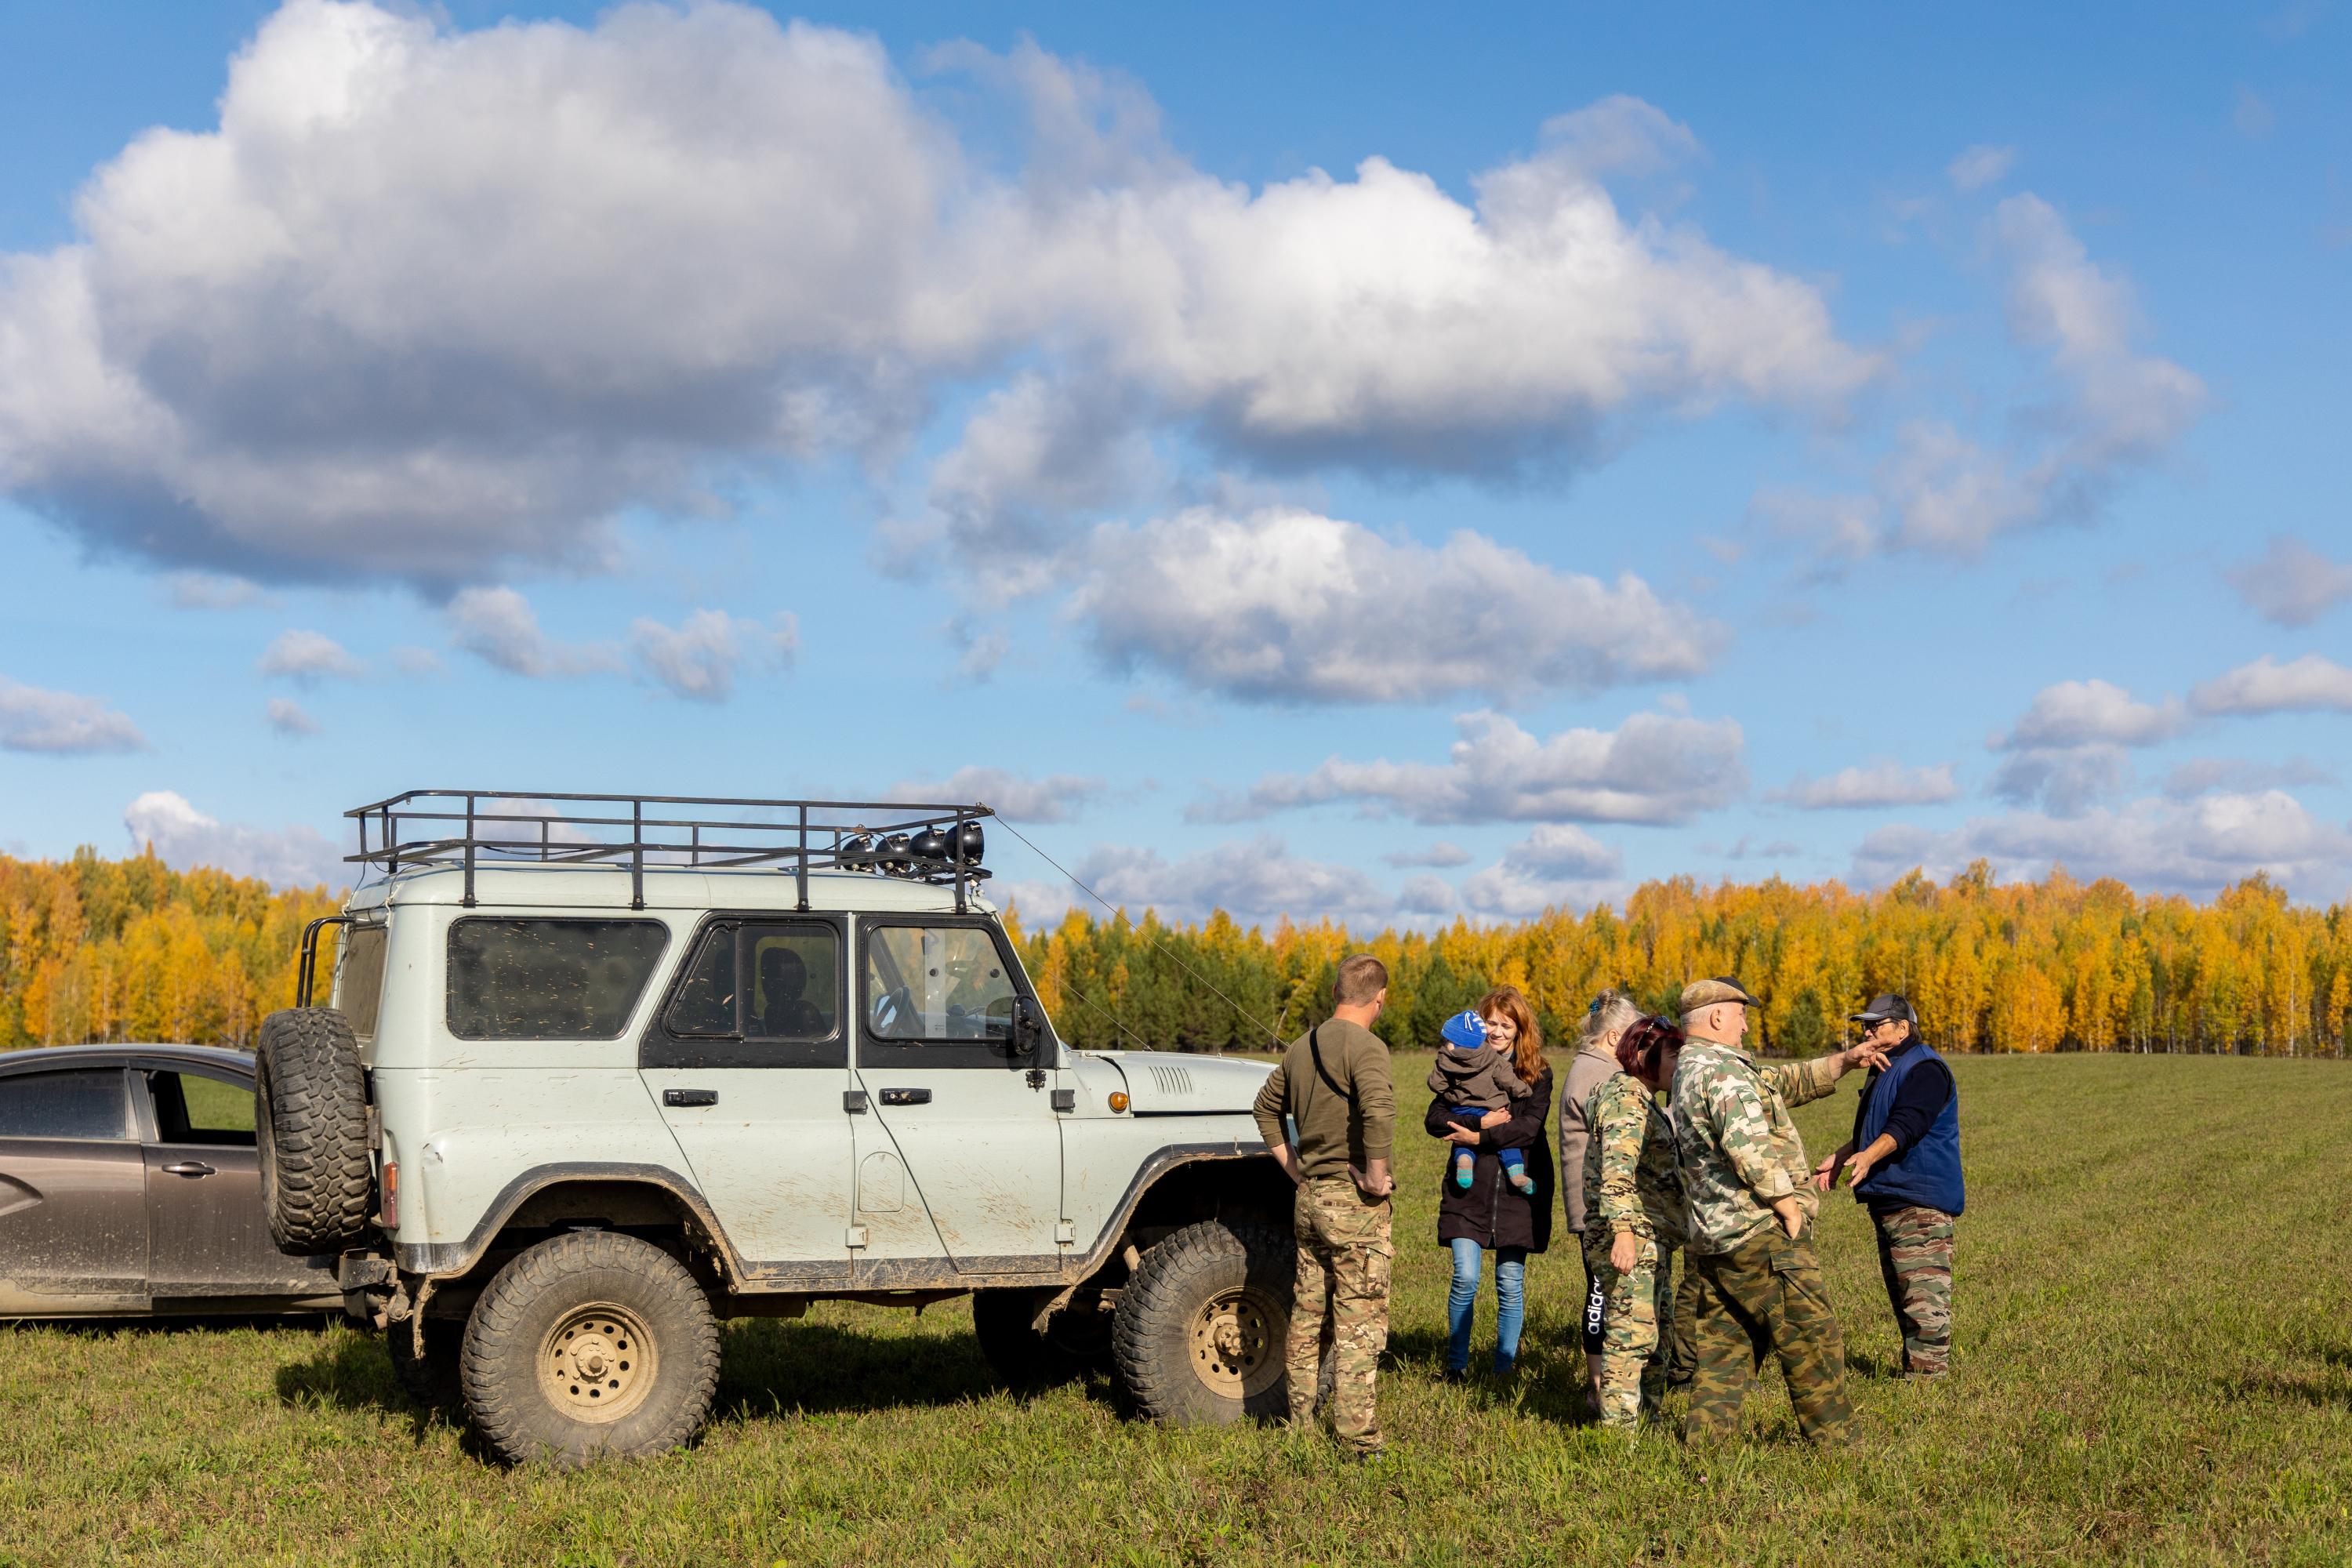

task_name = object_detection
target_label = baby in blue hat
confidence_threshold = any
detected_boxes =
[1427,1009,1534,1192]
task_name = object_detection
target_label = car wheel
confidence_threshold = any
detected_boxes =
[255,1007,374,1255]
[387,1315,465,1412]
[1111,1219,1294,1425]
[971,1287,1112,1388]
[459,1231,720,1468]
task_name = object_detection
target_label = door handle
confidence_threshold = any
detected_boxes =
[161,1161,216,1178]
[662,1088,718,1108]
[878,1087,931,1105]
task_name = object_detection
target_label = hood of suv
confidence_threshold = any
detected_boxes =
[1088,1051,1272,1114]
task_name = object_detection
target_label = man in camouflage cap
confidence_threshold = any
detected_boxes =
[1670,977,1886,1445]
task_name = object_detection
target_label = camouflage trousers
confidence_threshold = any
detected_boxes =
[1287,1176,1393,1454]
[1683,1225,1853,1446]
[1872,1204,1955,1379]
[1666,1259,1698,1389]
[1580,1231,1678,1431]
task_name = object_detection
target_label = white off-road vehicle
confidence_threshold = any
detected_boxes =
[254,791,1299,1467]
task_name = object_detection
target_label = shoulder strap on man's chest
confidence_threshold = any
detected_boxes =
[1307,1025,1352,1103]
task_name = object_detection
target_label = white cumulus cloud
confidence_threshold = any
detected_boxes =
[257,628,364,681]
[0,677,147,753]
[2228,536,2352,628]
[1460,824,1627,919]
[1774,194,2204,564]
[0,2,1872,592]
[1947,143,2019,191]
[1994,678,2187,750]
[445,586,619,678]
[1853,789,2352,901]
[887,766,1106,825]
[264,696,318,736]
[628,609,797,702]
[1069,507,1721,704]
[1196,708,1745,826]
[1771,761,1961,810]
[2190,654,2352,716]
[123,790,344,887]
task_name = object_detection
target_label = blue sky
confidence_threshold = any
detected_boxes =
[2,0,2348,924]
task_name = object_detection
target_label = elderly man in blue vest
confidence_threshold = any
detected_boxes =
[1813,994,1964,1381]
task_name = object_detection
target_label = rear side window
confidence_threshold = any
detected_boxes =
[336,923,390,1041]
[148,1070,256,1145]
[0,1069,131,1140]
[446,919,671,1040]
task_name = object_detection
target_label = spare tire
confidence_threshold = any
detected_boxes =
[256,1006,374,1255]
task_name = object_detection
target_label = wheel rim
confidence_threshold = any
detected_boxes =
[1188,1285,1283,1399]
[536,1302,658,1425]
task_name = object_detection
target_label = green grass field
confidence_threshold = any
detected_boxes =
[5,1054,2350,1566]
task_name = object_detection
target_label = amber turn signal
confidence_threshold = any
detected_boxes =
[381,1162,399,1229]
[1107,1091,1130,1112]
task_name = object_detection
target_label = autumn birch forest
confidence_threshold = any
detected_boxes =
[3,848,2349,1058]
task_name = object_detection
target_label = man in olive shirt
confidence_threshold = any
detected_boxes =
[1250,953,1397,1457]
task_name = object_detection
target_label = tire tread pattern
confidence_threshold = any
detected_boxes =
[1111,1218,1294,1425]
[459,1230,720,1468]
[255,1007,373,1255]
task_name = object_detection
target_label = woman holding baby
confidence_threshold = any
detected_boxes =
[1421,985,1554,1381]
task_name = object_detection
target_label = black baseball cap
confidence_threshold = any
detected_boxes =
[1850,993,1918,1026]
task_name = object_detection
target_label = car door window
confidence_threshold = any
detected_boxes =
[861,923,1025,1066]
[147,1070,256,1146]
[0,1069,132,1140]
[642,919,846,1069]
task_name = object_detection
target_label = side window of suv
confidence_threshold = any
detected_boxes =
[860,922,1025,1066]
[447,918,671,1040]
[644,919,846,1069]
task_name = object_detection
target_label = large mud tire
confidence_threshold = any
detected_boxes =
[1112,1219,1295,1425]
[972,1287,1112,1389]
[459,1231,720,1468]
[255,1007,373,1255]
[387,1316,466,1412]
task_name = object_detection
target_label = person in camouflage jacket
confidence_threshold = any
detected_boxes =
[1669,977,1886,1445]
[1580,1014,1687,1431]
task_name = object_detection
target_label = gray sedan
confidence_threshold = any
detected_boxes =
[0,1044,340,1316]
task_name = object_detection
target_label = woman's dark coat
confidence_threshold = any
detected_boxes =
[1425,1062,1554,1254]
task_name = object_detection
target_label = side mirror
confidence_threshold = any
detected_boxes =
[1007,996,1044,1058]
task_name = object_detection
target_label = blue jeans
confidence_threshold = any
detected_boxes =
[1445,1237,1527,1374]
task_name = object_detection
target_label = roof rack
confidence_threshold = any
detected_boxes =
[347,790,995,913]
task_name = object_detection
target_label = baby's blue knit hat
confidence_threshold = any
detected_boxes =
[1440,1010,1487,1051]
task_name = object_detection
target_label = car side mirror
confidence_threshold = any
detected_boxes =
[1007,996,1043,1058]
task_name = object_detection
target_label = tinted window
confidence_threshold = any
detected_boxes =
[643,920,846,1070]
[660,924,840,1042]
[865,926,1017,1044]
[750,928,839,1042]
[337,923,390,1040]
[447,919,671,1040]
[149,1070,256,1145]
[0,1069,131,1140]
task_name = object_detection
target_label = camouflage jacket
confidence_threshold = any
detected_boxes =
[1581,1071,1685,1248]
[1670,1041,1846,1255]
